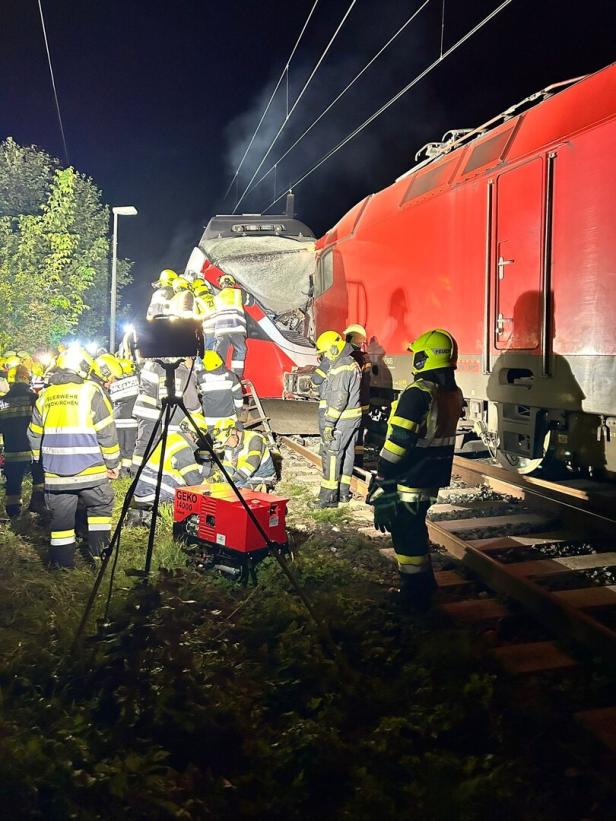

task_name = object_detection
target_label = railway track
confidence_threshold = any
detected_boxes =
[280,436,616,753]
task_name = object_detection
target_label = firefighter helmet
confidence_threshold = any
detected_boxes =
[152,268,178,288]
[117,357,136,376]
[219,273,236,288]
[212,417,237,442]
[172,276,190,293]
[408,329,458,373]
[192,279,212,297]
[94,353,123,381]
[316,330,345,361]
[3,353,21,371]
[202,350,223,371]
[180,412,208,436]
[343,324,367,347]
[56,346,95,379]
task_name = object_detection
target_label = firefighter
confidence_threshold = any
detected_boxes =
[192,279,217,351]
[169,275,195,319]
[214,273,250,377]
[147,269,178,320]
[0,364,45,517]
[317,331,362,508]
[344,324,372,467]
[196,350,243,428]
[131,412,209,516]
[91,353,123,393]
[212,418,276,489]
[109,357,140,476]
[311,339,333,441]
[368,329,464,611]
[28,346,121,568]
[132,357,201,469]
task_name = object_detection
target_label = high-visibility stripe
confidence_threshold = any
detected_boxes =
[179,464,198,477]
[29,423,43,434]
[42,446,101,455]
[51,529,75,539]
[339,407,362,420]
[101,443,120,456]
[45,467,107,486]
[320,479,338,490]
[318,399,326,409]
[3,451,33,462]
[328,364,357,375]
[379,448,401,464]
[50,535,76,546]
[137,395,158,406]
[114,419,138,428]
[340,475,352,485]
[384,440,406,456]
[88,516,112,525]
[416,435,456,448]
[88,523,112,532]
[396,553,429,574]
[390,415,419,432]
[93,415,114,432]
[326,407,341,419]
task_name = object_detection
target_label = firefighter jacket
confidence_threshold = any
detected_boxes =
[322,345,362,428]
[194,293,217,337]
[0,382,37,462]
[222,430,274,483]
[350,348,372,413]
[311,356,331,411]
[28,371,121,490]
[196,363,243,426]
[109,374,139,430]
[147,286,174,319]
[134,431,205,502]
[377,369,464,499]
[214,286,247,337]
[132,360,200,429]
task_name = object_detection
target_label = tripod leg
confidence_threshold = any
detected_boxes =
[143,401,173,577]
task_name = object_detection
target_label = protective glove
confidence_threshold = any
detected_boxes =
[323,425,335,444]
[372,492,399,533]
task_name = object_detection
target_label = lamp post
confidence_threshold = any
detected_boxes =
[110,205,137,352]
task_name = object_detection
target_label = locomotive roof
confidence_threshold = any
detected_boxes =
[201,214,315,242]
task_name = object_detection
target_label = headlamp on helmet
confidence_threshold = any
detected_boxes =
[219,274,236,288]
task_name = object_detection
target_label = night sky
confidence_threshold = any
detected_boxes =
[2,0,614,313]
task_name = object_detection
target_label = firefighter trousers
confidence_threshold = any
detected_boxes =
[132,418,157,469]
[45,481,114,568]
[3,460,45,517]
[117,426,138,475]
[215,334,247,377]
[319,419,360,505]
[354,413,370,468]
[389,498,437,610]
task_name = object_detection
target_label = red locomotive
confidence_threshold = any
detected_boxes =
[311,63,616,477]
[173,484,289,583]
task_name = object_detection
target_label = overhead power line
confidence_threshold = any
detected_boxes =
[262,0,515,213]
[37,0,69,165]
[246,0,431,200]
[222,0,320,201]
[233,0,358,213]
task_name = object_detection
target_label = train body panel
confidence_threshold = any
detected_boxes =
[314,63,616,475]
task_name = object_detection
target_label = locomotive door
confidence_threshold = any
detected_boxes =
[492,158,544,353]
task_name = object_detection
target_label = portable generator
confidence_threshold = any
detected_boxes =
[172,484,289,583]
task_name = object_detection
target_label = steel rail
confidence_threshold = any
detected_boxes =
[280,437,616,661]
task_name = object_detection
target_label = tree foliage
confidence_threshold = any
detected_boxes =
[0,138,132,351]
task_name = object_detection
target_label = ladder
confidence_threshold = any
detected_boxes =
[240,379,279,453]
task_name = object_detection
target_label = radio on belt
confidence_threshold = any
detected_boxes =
[173,484,289,583]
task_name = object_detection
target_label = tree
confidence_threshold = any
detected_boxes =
[0,139,132,351]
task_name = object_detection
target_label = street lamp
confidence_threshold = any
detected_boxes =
[110,205,138,351]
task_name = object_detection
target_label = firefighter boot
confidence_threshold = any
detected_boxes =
[28,488,47,515]
[318,487,338,509]
[5,495,22,518]
[398,563,437,613]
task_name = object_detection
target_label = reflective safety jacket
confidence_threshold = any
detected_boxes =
[377,369,464,499]
[109,374,139,430]
[350,348,372,414]
[322,345,362,428]
[134,431,205,503]
[132,360,200,430]
[196,363,243,426]
[195,293,217,337]
[169,290,195,319]
[0,382,37,462]
[147,286,174,320]
[214,286,246,337]
[311,356,331,412]
[28,372,120,490]
[222,430,274,484]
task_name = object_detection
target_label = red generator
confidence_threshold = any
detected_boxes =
[173,484,289,583]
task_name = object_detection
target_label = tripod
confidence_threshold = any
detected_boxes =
[72,359,331,655]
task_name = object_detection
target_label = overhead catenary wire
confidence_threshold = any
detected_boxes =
[245,0,431,200]
[262,0,515,213]
[37,0,69,165]
[222,0,320,202]
[233,0,358,213]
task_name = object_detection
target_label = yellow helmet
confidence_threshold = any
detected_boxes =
[408,329,458,374]
[56,346,95,379]
[212,417,237,441]
[219,273,236,288]
[316,330,345,361]
[94,353,123,381]
[117,357,136,376]
[343,324,367,347]
[3,353,21,371]
[180,411,208,436]
[152,268,178,288]
[172,277,190,293]
[192,279,212,297]
[202,350,224,371]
